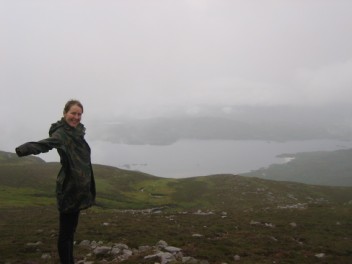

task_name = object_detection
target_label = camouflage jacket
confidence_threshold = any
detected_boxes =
[15,118,96,213]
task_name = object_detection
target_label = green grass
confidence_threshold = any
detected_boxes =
[0,186,55,208]
[1,204,352,263]
[2,156,352,263]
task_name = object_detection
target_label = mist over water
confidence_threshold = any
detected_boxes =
[2,1,352,180]
[38,139,352,178]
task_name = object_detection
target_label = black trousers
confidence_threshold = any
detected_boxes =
[58,211,80,264]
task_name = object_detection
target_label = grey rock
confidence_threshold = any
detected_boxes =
[93,246,111,255]
[79,240,91,247]
[164,246,182,253]
[156,240,168,248]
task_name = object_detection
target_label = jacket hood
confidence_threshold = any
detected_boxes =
[49,118,86,137]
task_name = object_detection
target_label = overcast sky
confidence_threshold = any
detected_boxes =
[1,0,352,152]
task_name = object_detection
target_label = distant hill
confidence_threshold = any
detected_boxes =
[89,104,352,145]
[0,150,45,165]
[1,150,352,211]
[243,148,352,186]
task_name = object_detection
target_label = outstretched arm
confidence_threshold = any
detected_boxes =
[15,137,62,157]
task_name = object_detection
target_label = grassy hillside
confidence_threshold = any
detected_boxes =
[0,150,45,165]
[244,148,352,186]
[1,151,352,263]
[2,158,352,211]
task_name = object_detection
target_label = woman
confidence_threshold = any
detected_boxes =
[15,99,96,264]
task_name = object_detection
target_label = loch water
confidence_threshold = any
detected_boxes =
[82,139,352,178]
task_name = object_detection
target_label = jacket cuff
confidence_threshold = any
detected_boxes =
[15,147,25,157]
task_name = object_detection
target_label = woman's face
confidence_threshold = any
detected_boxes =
[64,104,83,127]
